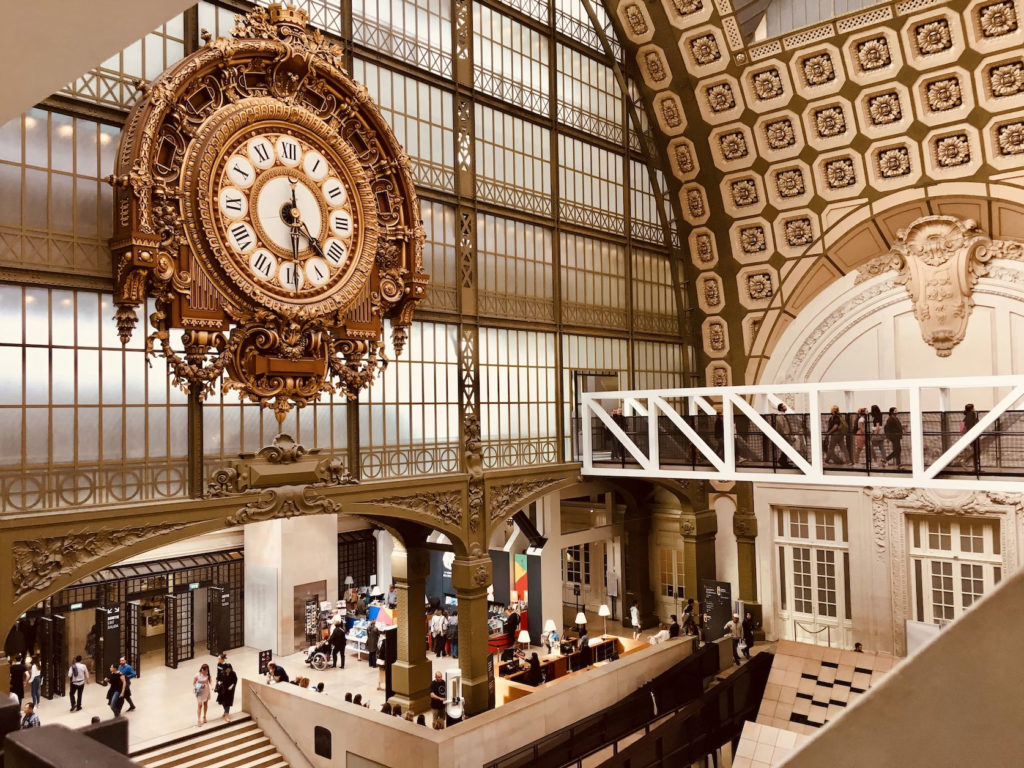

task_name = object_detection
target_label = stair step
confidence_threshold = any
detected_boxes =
[130,713,289,768]
[141,733,269,768]
[204,744,280,768]
[133,718,256,761]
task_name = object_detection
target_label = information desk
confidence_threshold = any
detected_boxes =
[499,637,618,686]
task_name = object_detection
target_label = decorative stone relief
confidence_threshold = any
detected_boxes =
[774,168,806,198]
[926,77,964,110]
[690,34,721,65]
[465,413,484,533]
[866,487,1020,657]
[824,157,857,188]
[730,178,760,207]
[703,316,730,356]
[706,82,736,112]
[488,478,563,523]
[814,106,847,138]
[719,131,749,160]
[739,225,768,254]
[934,132,972,166]
[764,118,797,149]
[783,217,815,247]
[996,120,1024,154]
[363,490,463,528]
[751,68,785,100]
[856,215,1024,355]
[226,485,341,526]
[987,61,1024,97]
[856,37,892,71]
[978,0,1018,37]
[801,53,836,85]
[13,522,189,598]
[915,19,953,53]
[867,91,903,124]
[747,271,774,300]
[877,146,912,177]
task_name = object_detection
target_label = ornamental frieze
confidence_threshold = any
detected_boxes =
[488,478,564,523]
[12,522,189,599]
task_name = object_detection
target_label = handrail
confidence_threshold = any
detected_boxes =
[249,685,317,768]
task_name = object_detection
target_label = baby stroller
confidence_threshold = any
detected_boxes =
[305,639,331,671]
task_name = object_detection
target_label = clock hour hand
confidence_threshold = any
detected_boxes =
[299,221,325,259]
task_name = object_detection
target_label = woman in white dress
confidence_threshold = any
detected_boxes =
[193,663,213,726]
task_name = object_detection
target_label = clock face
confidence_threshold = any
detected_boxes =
[212,128,360,301]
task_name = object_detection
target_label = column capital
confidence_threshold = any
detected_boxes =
[451,554,492,594]
[681,507,718,540]
[734,511,758,541]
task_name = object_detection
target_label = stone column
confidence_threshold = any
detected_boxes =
[681,508,718,604]
[389,543,432,714]
[451,554,493,715]
[734,511,759,604]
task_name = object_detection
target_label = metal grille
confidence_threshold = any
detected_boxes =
[339,530,377,589]
[165,592,194,669]
[126,600,141,677]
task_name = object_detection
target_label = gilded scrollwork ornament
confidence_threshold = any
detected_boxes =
[109,3,427,421]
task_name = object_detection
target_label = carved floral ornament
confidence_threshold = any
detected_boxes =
[856,215,1024,356]
[108,4,428,421]
[12,523,189,599]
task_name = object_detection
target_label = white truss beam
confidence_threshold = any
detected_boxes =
[580,375,1024,492]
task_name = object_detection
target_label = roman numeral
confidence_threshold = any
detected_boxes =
[281,141,298,161]
[326,241,345,265]
[224,195,242,212]
[232,164,250,180]
[253,143,270,163]
[313,264,325,280]
[327,186,343,200]
[230,224,251,250]
[310,158,321,174]
[252,252,271,276]
[333,214,350,233]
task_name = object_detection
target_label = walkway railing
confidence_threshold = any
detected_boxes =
[578,375,1024,491]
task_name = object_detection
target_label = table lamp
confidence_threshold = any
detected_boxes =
[598,604,611,636]
[543,619,557,633]
[517,629,531,651]
[574,612,587,634]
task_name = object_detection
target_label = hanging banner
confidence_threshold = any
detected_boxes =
[699,579,733,643]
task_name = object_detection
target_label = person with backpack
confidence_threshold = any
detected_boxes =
[330,619,347,669]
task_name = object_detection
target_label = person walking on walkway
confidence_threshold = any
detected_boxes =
[741,612,756,659]
[724,614,743,665]
[9,653,27,706]
[825,406,849,464]
[105,664,127,717]
[884,407,903,467]
[193,663,212,726]
[630,600,641,640]
[67,655,88,712]
[366,620,380,669]
[117,657,137,711]
[960,403,981,471]
[27,656,41,707]
[216,662,237,722]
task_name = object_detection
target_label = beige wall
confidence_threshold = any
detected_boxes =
[243,636,696,767]
[781,565,1024,767]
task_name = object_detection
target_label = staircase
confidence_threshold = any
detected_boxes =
[131,716,290,768]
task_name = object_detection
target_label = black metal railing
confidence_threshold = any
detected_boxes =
[576,409,1024,477]
[596,652,773,768]
[484,641,721,768]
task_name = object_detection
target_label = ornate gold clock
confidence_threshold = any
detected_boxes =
[109,4,427,418]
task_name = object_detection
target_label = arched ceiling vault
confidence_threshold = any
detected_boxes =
[603,0,1024,385]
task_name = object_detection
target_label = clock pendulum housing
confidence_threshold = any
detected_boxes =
[108,3,427,420]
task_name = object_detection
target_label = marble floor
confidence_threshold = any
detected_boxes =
[32,642,460,751]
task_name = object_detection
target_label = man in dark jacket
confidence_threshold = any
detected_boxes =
[741,612,756,659]
[330,621,347,669]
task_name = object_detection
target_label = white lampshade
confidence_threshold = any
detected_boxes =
[575,612,587,625]
[371,586,384,596]
[517,630,531,644]
[598,604,611,617]
[509,590,518,602]
[543,619,557,633]
[344,576,354,585]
